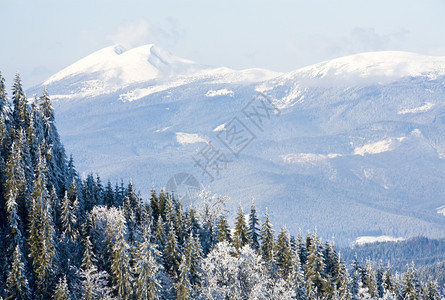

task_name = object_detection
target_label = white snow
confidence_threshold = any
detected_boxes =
[281,153,340,164]
[296,51,445,79]
[213,124,226,132]
[45,44,199,86]
[176,132,207,145]
[355,235,405,245]
[354,137,405,156]
[398,102,434,115]
[155,126,171,133]
[205,89,234,97]
[437,205,445,216]
[281,51,445,87]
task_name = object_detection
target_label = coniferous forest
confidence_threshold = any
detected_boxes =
[0,73,443,299]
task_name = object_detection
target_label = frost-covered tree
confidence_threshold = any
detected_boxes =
[78,236,112,300]
[4,141,26,251]
[29,150,57,299]
[402,263,419,300]
[39,88,67,194]
[216,214,231,243]
[110,218,132,299]
[163,221,181,278]
[11,73,27,129]
[233,204,250,251]
[275,226,293,279]
[305,233,329,299]
[183,232,203,286]
[5,244,30,300]
[248,199,260,251]
[61,191,77,241]
[133,226,162,300]
[175,254,192,300]
[288,251,307,299]
[260,210,274,262]
[200,241,238,299]
[53,275,69,300]
[363,260,378,298]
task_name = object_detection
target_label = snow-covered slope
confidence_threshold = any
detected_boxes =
[29,46,445,246]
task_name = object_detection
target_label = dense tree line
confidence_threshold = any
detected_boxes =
[342,237,445,269]
[0,73,443,299]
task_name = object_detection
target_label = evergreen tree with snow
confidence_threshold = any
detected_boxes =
[287,249,307,299]
[11,74,28,129]
[79,236,112,300]
[363,260,378,298]
[163,221,181,278]
[183,232,203,286]
[29,150,57,299]
[4,140,27,251]
[53,276,69,300]
[5,244,30,300]
[175,254,192,300]
[260,210,275,262]
[134,227,162,300]
[248,198,260,251]
[304,233,329,299]
[233,204,250,251]
[60,191,78,241]
[216,214,231,243]
[110,218,132,300]
[402,262,419,300]
[275,226,293,279]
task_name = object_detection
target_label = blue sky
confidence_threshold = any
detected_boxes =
[1,0,445,87]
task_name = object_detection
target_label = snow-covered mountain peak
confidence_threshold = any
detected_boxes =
[44,44,204,87]
[286,51,445,84]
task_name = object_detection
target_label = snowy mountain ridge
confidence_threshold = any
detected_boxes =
[30,44,445,245]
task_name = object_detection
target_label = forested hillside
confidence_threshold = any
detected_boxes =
[0,73,443,299]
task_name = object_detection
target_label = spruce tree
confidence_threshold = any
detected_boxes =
[175,254,192,300]
[60,191,77,241]
[216,214,231,243]
[0,72,7,109]
[29,151,57,298]
[150,187,159,226]
[4,141,26,251]
[287,249,307,300]
[134,227,162,300]
[363,260,378,298]
[184,232,203,286]
[304,233,329,299]
[233,204,250,251]
[155,215,166,250]
[104,180,115,208]
[184,207,200,237]
[260,210,274,262]
[53,276,69,300]
[275,226,293,279]
[5,244,30,300]
[248,199,260,251]
[39,88,67,193]
[79,236,112,300]
[11,73,27,129]
[334,253,351,300]
[402,262,419,300]
[110,218,132,300]
[163,221,181,278]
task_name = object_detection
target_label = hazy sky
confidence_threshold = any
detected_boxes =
[1,0,445,87]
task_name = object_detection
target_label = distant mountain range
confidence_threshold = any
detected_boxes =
[29,44,445,246]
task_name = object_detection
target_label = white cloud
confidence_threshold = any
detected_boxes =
[107,20,151,49]
[107,18,185,49]
[319,27,409,58]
